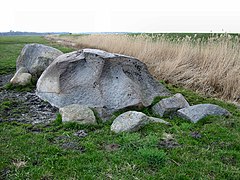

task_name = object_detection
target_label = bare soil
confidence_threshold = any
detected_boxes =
[0,74,58,124]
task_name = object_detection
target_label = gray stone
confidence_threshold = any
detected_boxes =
[14,73,32,86]
[36,49,171,119]
[177,104,231,123]
[10,67,28,84]
[16,43,63,77]
[148,117,171,125]
[110,111,169,133]
[59,104,96,124]
[73,130,88,138]
[152,93,189,117]
[10,67,32,86]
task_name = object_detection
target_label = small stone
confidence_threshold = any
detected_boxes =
[152,93,190,117]
[111,111,169,133]
[73,130,88,138]
[10,67,32,86]
[148,117,171,125]
[177,104,231,123]
[59,104,96,124]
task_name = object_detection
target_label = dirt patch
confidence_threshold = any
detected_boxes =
[27,126,43,134]
[158,133,180,149]
[61,142,85,152]
[0,167,10,180]
[0,74,13,87]
[73,130,88,138]
[190,131,202,139]
[158,139,180,149]
[105,143,121,152]
[221,155,237,166]
[0,88,58,124]
[54,135,85,152]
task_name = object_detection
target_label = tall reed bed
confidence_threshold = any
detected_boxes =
[48,34,240,102]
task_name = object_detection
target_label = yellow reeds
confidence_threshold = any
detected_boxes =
[47,34,240,103]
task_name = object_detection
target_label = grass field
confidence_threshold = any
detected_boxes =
[49,33,240,103]
[1,36,240,179]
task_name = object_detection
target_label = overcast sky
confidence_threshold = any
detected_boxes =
[1,0,239,33]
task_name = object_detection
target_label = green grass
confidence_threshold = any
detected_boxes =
[3,81,36,92]
[0,36,74,75]
[1,85,239,179]
[0,98,29,121]
[0,35,240,179]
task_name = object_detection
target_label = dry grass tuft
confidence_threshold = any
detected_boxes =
[12,159,27,169]
[47,34,240,103]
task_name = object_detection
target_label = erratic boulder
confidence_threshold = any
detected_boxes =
[111,111,170,133]
[59,104,96,124]
[16,43,63,78]
[177,104,231,123]
[152,93,190,117]
[36,49,171,119]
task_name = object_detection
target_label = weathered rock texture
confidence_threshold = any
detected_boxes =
[59,104,96,124]
[36,49,171,119]
[152,93,190,117]
[177,104,231,123]
[16,43,63,77]
[111,111,169,133]
[10,67,32,86]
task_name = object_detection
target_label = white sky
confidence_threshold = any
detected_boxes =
[1,0,240,33]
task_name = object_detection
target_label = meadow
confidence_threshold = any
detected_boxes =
[0,35,240,179]
[50,33,240,103]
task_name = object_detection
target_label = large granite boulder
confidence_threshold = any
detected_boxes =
[152,93,190,117]
[36,49,171,119]
[16,43,63,78]
[177,104,231,123]
[111,111,170,133]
